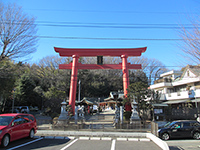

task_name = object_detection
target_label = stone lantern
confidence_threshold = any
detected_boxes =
[130,99,141,124]
[58,101,69,124]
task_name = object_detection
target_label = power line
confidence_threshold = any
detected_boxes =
[25,9,199,15]
[1,33,199,41]
[1,21,200,29]
[32,35,200,41]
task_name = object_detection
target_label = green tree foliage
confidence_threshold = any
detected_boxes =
[15,74,41,107]
[127,81,148,117]
[0,59,25,112]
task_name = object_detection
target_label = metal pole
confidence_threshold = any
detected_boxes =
[98,98,100,113]
[12,89,15,113]
[195,98,198,118]
[78,80,81,102]
[194,87,199,119]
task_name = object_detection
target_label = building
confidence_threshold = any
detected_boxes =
[150,65,200,120]
[100,91,124,109]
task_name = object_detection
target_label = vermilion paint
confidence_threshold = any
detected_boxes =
[54,47,147,114]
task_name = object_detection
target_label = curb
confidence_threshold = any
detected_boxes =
[146,133,169,150]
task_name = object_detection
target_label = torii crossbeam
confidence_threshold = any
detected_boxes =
[54,47,147,114]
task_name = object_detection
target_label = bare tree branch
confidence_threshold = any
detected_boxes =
[179,18,200,64]
[0,3,38,61]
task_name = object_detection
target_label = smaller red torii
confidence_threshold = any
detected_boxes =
[54,47,147,114]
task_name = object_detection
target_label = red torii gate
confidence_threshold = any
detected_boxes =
[54,47,147,113]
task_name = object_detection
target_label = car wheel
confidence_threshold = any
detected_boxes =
[29,129,35,138]
[2,134,10,147]
[161,133,170,140]
[193,132,200,140]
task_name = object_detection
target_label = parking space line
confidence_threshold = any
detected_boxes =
[60,139,78,150]
[79,137,90,140]
[111,139,116,150]
[90,137,101,140]
[117,138,127,141]
[7,137,43,150]
[101,137,112,141]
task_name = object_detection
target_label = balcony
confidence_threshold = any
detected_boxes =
[150,78,173,89]
[154,78,172,84]
[160,90,196,101]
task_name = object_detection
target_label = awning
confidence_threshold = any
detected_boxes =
[163,99,190,104]
[191,99,200,103]
[152,103,168,107]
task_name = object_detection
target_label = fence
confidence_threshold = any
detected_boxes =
[51,118,153,133]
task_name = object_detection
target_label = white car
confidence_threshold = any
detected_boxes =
[92,105,98,113]
[18,106,30,113]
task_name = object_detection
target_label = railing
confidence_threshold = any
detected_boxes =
[154,78,172,84]
[51,118,152,132]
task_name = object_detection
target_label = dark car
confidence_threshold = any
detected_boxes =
[158,120,200,140]
[0,113,37,147]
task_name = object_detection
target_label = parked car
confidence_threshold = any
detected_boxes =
[18,106,30,113]
[158,120,200,140]
[0,113,37,147]
[92,105,98,113]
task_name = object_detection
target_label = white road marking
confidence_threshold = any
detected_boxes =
[117,138,127,141]
[128,138,138,141]
[90,137,101,140]
[111,139,116,150]
[60,139,78,150]
[101,137,112,141]
[7,137,43,150]
[139,138,150,141]
[79,137,90,140]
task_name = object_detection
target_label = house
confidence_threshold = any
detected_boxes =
[150,65,200,120]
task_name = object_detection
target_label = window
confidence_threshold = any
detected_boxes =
[191,122,200,127]
[187,71,190,77]
[0,116,14,126]
[13,117,23,125]
[183,122,190,127]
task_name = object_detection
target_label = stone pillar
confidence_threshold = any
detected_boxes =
[120,106,123,124]
[69,55,79,114]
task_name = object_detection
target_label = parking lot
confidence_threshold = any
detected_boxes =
[2,136,162,150]
[166,139,200,150]
[2,136,200,150]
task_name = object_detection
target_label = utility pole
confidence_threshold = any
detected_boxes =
[12,89,15,113]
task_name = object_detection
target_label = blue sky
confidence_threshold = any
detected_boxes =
[2,0,200,69]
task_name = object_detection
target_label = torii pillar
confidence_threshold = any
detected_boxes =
[69,55,79,112]
[121,55,129,97]
[55,47,147,114]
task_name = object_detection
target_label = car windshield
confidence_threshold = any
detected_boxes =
[164,122,176,128]
[0,116,14,126]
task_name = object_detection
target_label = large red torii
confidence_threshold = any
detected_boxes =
[54,47,147,113]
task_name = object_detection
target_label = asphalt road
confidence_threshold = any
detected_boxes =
[1,136,161,150]
[166,139,200,150]
[3,136,200,150]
